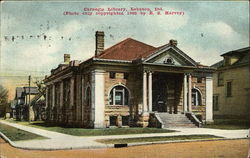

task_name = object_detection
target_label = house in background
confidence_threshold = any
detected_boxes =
[44,31,215,128]
[212,46,250,120]
[13,87,39,121]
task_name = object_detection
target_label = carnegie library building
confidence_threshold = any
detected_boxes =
[44,31,215,128]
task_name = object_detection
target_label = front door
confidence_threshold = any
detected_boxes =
[152,74,168,112]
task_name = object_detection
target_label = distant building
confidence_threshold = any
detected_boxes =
[212,46,250,120]
[44,31,214,128]
[13,87,39,121]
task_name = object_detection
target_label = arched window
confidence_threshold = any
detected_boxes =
[192,88,202,106]
[109,85,129,105]
[86,87,91,106]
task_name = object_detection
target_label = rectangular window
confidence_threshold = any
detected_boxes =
[213,95,219,111]
[124,73,129,79]
[122,116,130,126]
[115,91,123,105]
[226,82,232,97]
[217,72,224,86]
[110,116,117,126]
[109,72,116,79]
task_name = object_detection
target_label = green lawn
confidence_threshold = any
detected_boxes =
[203,119,250,130]
[6,120,175,136]
[0,122,47,141]
[97,135,223,144]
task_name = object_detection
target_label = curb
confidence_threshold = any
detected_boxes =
[0,131,17,148]
[1,131,248,151]
[127,137,250,148]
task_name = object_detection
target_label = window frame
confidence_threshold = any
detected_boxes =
[226,81,232,97]
[217,72,224,87]
[191,88,202,106]
[109,85,129,106]
[213,95,219,111]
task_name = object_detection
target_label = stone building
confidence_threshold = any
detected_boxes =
[44,31,214,128]
[212,47,250,120]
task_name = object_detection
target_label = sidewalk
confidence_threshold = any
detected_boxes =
[0,120,249,150]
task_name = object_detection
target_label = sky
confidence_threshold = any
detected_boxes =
[0,1,249,79]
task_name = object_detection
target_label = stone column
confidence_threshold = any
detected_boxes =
[59,81,63,121]
[183,74,187,112]
[52,84,55,108]
[91,70,105,128]
[148,72,153,112]
[81,75,84,122]
[45,87,49,108]
[205,76,213,122]
[70,77,75,107]
[143,71,148,112]
[188,74,192,112]
[60,81,63,107]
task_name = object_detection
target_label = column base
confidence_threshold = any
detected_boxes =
[137,112,149,128]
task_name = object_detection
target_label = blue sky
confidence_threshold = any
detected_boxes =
[1,1,249,77]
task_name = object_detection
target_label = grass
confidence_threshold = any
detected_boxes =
[203,119,250,130]
[6,120,176,136]
[97,135,223,144]
[0,122,47,141]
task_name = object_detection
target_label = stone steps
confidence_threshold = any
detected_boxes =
[156,113,197,128]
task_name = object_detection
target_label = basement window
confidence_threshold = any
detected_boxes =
[110,116,117,126]
[122,116,129,126]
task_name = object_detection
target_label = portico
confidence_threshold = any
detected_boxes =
[141,71,194,114]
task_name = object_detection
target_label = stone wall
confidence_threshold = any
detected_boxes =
[103,71,138,127]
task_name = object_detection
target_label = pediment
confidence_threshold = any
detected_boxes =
[143,46,197,66]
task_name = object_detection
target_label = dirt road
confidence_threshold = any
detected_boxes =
[0,138,249,158]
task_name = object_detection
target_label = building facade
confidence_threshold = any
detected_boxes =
[44,31,214,128]
[212,47,250,120]
[13,87,39,121]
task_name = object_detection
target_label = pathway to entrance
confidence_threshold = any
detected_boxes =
[0,120,249,150]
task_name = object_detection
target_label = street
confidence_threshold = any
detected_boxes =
[0,138,249,158]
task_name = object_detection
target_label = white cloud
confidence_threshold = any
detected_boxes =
[202,21,234,38]
[182,43,222,66]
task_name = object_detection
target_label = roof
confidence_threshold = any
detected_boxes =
[24,87,39,94]
[15,87,39,98]
[16,87,24,98]
[211,60,224,68]
[97,38,157,61]
[221,46,250,56]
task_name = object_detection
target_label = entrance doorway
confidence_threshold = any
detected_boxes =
[152,73,168,112]
[152,72,182,114]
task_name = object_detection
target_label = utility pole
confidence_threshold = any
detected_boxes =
[28,75,31,122]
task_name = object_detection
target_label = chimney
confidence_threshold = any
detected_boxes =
[95,31,104,56]
[169,39,177,46]
[64,54,70,63]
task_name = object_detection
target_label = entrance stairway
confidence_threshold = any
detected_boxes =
[155,113,197,128]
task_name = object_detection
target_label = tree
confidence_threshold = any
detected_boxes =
[0,85,9,117]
